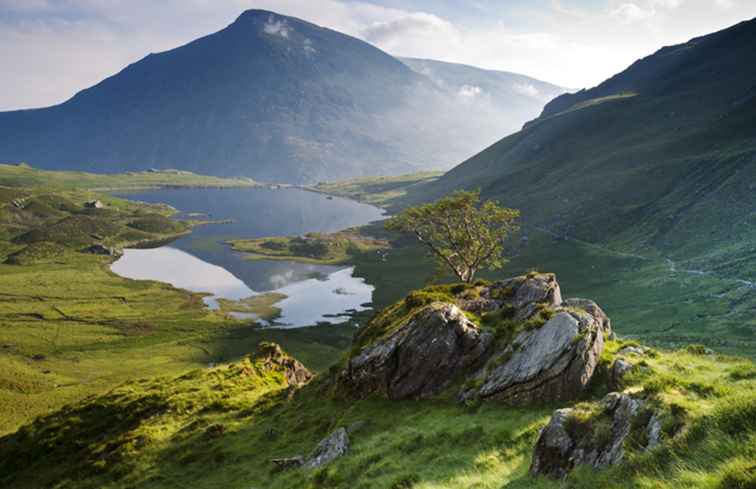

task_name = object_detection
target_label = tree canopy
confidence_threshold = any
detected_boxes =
[385,190,520,283]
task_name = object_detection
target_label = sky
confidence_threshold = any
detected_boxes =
[1,0,755,110]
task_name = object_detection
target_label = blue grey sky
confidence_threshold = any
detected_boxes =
[1,0,755,110]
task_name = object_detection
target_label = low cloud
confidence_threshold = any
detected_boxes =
[263,17,290,38]
[512,83,540,98]
[458,85,482,98]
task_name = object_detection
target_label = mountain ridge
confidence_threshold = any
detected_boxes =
[0,9,564,184]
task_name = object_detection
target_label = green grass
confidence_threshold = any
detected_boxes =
[310,172,441,211]
[0,336,752,489]
[228,229,388,265]
[0,163,258,191]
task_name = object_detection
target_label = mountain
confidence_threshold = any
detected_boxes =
[0,10,564,184]
[415,17,756,282]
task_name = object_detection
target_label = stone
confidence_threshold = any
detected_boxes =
[340,303,493,400]
[460,310,603,405]
[608,359,634,391]
[512,273,562,309]
[271,456,304,471]
[255,342,313,388]
[304,428,349,469]
[83,244,123,258]
[530,393,659,478]
[84,199,104,209]
[562,298,612,337]
[618,346,646,356]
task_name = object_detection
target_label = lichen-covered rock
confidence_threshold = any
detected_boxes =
[511,273,562,309]
[340,273,609,406]
[255,342,313,388]
[608,358,634,391]
[562,298,612,337]
[340,303,492,399]
[530,393,660,478]
[459,309,603,405]
[618,345,647,356]
[304,428,349,469]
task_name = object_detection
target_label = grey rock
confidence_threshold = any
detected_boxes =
[512,273,562,309]
[460,310,603,405]
[530,392,657,478]
[304,428,349,469]
[340,303,492,400]
[83,244,123,258]
[271,456,304,471]
[562,298,612,337]
[84,199,104,209]
[618,346,646,356]
[608,359,634,391]
[255,342,313,388]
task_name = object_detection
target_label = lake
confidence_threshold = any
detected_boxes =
[110,187,385,327]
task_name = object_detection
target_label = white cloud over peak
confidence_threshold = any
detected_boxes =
[611,3,655,24]
[263,17,290,38]
[458,85,482,98]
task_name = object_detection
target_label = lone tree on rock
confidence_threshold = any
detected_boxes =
[386,190,520,283]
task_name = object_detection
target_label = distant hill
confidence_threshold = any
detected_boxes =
[415,17,756,281]
[400,57,566,134]
[0,10,564,184]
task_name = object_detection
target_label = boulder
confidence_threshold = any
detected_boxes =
[84,199,104,209]
[255,342,312,388]
[340,303,492,399]
[512,273,562,309]
[562,298,612,337]
[460,309,603,405]
[618,345,647,356]
[83,244,123,258]
[304,428,349,469]
[530,393,659,478]
[271,456,304,471]
[608,359,634,391]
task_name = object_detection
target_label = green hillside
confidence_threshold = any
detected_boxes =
[402,18,756,353]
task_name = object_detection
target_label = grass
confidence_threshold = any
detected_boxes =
[310,172,441,211]
[0,169,357,435]
[228,229,388,265]
[0,163,258,191]
[0,335,752,489]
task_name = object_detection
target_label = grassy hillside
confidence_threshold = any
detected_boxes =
[0,310,753,488]
[0,169,351,434]
[388,19,756,355]
[412,18,756,282]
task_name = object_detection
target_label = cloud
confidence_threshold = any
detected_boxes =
[263,16,290,38]
[458,85,482,97]
[611,3,655,24]
[1,0,756,110]
[512,83,540,98]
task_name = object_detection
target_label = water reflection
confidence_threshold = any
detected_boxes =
[111,187,384,327]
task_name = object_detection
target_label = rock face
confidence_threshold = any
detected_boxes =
[255,342,312,388]
[83,244,123,258]
[530,393,659,478]
[340,273,609,405]
[340,304,493,399]
[459,309,604,405]
[304,428,350,469]
[562,298,612,337]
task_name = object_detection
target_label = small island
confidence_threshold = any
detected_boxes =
[227,229,388,265]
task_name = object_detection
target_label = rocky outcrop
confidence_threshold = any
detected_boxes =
[460,309,604,405]
[608,359,634,391]
[83,244,123,258]
[304,428,350,469]
[271,427,351,471]
[530,393,660,478]
[340,303,493,399]
[255,342,312,388]
[340,273,609,405]
[562,298,612,337]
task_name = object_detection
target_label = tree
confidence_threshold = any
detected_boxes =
[385,190,520,283]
